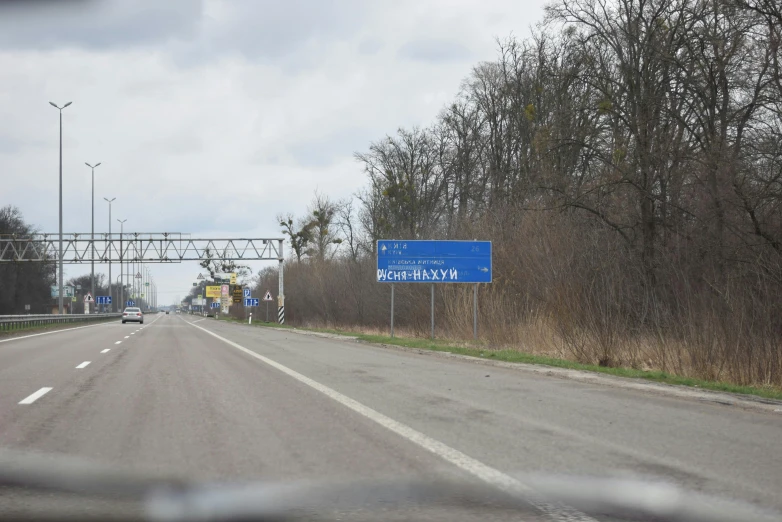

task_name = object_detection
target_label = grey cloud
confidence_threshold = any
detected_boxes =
[203,0,368,63]
[287,127,374,168]
[357,38,383,56]
[397,39,471,63]
[0,0,202,51]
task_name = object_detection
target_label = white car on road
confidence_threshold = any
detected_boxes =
[122,307,143,324]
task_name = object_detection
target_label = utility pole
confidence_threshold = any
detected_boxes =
[103,197,116,312]
[49,101,72,314]
[86,162,101,313]
[117,219,126,310]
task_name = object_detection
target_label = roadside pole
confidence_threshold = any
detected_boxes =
[473,283,478,341]
[277,239,285,324]
[431,283,435,340]
[390,283,395,338]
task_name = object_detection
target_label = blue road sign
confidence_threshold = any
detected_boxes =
[211,302,220,309]
[243,288,251,298]
[244,298,259,307]
[96,296,112,305]
[126,300,135,307]
[377,240,492,283]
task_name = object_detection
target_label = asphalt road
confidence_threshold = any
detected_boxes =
[0,313,780,521]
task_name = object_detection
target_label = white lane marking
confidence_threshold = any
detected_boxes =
[131,332,135,335]
[124,336,130,339]
[101,349,110,353]
[185,321,594,522]
[115,341,122,345]
[0,321,116,345]
[75,361,91,369]
[18,387,53,405]
[192,319,205,324]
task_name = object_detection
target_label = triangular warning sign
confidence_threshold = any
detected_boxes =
[263,291,273,301]
[84,293,94,302]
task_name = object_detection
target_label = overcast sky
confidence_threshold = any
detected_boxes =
[0,0,548,305]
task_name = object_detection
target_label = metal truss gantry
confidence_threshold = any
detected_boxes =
[0,233,284,263]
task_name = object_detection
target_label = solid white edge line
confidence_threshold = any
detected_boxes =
[101,349,110,353]
[115,341,122,345]
[75,361,91,369]
[184,320,595,522]
[0,321,115,345]
[18,387,53,405]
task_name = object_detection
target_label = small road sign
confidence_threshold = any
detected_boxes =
[210,302,220,309]
[84,293,94,302]
[196,273,205,280]
[244,298,259,307]
[263,291,273,301]
[24,304,30,311]
[243,288,251,298]
[135,272,142,279]
[96,296,112,305]
[126,300,135,307]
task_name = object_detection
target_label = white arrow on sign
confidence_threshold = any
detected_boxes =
[381,244,387,252]
[478,267,489,272]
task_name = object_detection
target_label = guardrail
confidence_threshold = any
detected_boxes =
[0,314,121,333]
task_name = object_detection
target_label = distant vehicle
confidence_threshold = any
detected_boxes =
[122,307,143,324]
[165,310,169,315]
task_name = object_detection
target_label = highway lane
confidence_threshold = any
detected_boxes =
[181,316,782,515]
[0,314,535,521]
[0,311,779,520]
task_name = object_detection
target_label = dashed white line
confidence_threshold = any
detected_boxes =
[115,341,122,345]
[18,387,53,405]
[131,332,135,335]
[101,349,110,353]
[124,336,130,339]
[75,361,91,369]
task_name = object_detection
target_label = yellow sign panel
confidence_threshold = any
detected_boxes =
[205,286,221,298]
[229,273,237,285]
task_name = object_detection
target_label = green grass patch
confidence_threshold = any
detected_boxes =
[211,317,782,401]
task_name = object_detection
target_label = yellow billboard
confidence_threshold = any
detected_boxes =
[205,285,221,298]
[229,273,237,284]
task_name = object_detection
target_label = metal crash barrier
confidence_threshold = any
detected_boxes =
[0,314,121,333]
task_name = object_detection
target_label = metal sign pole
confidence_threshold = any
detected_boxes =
[473,283,478,341]
[431,284,435,340]
[278,239,285,324]
[266,301,269,323]
[390,283,395,338]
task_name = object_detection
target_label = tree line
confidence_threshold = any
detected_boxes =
[260,0,781,388]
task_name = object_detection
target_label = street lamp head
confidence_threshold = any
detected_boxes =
[64,102,72,108]
[49,101,58,108]
[95,162,101,167]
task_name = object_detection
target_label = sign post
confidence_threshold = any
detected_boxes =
[377,240,491,340]
[390,284,395,338]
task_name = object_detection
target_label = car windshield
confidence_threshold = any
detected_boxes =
[1,1,781,521]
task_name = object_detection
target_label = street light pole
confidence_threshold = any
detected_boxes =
[50,101,72,315]
[86,162,101,313]
[103,197,116,312]
[117,219,126,310]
